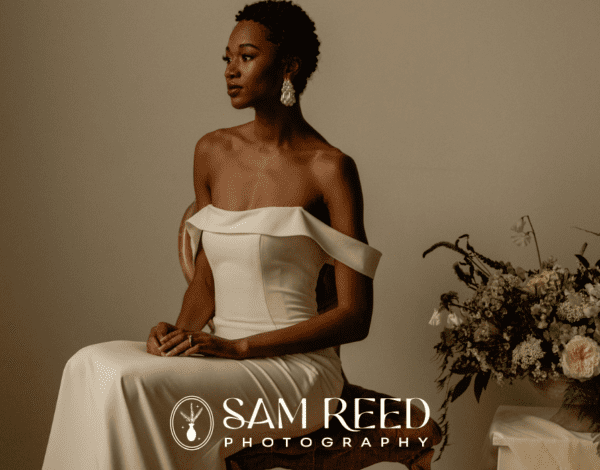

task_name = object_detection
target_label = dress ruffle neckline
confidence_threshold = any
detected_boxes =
[185,204,382,279]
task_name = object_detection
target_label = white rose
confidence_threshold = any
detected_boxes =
[560,335,600,380]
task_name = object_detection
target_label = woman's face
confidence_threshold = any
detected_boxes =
[223,20,283,109]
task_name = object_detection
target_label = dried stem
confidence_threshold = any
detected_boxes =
[573,226,600,237]
[526,215,542,269]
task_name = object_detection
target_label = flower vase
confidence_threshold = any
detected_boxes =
[529,376,597,433]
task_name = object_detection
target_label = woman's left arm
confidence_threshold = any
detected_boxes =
[160,154,374,359]
[237,153,373,358]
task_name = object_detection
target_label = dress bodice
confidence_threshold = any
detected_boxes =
[185,204,382,340]
[43,205,383,470]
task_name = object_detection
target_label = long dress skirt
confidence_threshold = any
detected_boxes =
[42,340,344,470]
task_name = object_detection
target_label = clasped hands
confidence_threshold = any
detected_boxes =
[147,322,239,358]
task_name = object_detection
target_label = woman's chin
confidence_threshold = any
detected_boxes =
[229,98,251,110]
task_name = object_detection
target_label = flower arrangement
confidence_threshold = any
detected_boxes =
[423,216,600,458]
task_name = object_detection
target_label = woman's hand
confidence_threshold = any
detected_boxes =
[146,322,179,356]
[158,329,241,359]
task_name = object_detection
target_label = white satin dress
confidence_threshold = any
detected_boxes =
[43,205,382,470]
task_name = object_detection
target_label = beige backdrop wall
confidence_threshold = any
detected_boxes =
[1,1,599,469]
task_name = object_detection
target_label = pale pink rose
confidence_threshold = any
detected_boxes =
[561,335,600,380]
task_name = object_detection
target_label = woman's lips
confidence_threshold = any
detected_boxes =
[227,86,242,96]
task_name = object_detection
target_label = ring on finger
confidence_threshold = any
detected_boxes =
[188,334,193,347]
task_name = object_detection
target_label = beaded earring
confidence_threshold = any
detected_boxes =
[280,79,296,106]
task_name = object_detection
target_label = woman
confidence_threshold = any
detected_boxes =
[43,1,382,469]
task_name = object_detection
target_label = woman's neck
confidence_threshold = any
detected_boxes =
[251,102,311,149]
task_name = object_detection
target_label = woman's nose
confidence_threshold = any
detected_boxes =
[224,61,240,79]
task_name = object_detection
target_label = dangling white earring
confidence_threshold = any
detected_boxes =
[280,79,296,106]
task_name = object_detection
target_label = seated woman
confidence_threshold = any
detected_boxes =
[43,2,432,469]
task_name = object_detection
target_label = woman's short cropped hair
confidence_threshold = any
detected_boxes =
[235,0,320,95]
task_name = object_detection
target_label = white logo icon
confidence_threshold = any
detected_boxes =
[181,401,203,441]
[170,396,214,450]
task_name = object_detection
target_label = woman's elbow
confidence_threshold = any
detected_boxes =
[340,305,373,342]
[337,276,374,343]
[353,323,370,342]
[356,312,373,341]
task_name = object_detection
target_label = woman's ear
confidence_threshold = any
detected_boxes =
[285,56,301,81]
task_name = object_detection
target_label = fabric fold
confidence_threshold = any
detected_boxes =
[482,406,600,470]
[185,204,382,279]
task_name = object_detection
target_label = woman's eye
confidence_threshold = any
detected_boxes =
[222,55,253,64]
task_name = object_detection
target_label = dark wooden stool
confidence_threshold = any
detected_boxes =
[178,201,442,469]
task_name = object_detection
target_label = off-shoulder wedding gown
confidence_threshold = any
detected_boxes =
[43,205,382,469]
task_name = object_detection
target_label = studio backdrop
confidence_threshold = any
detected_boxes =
[1,1,599,469]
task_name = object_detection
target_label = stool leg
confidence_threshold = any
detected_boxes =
[406,448,434,470]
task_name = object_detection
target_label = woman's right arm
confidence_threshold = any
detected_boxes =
[174,135,216,332]
[147,135,216,355]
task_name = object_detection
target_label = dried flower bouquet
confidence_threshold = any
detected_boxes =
[423,217,600,458]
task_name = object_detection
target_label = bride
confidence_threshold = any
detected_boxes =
[43,1,385,469]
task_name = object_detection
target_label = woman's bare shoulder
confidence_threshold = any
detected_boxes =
[308,143,366,238]
[194,124,250,159]
[309,145,360,190]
